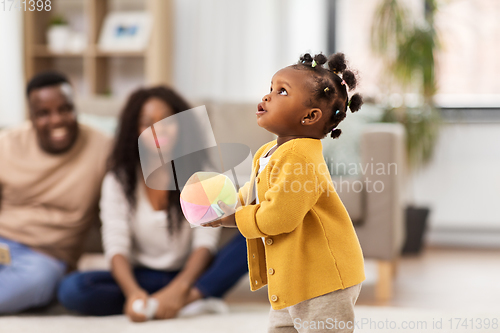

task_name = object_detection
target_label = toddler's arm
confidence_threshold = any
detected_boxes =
[236,180,255,206]
[236,142,271,206]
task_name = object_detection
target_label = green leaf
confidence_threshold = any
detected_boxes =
[372,0,442,169]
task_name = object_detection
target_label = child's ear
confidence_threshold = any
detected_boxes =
[301,108,323,125]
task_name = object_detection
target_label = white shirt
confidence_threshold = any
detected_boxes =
[100,172,221,271]
[255,145,276,243]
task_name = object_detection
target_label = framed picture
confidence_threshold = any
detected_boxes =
[98,11,152,52]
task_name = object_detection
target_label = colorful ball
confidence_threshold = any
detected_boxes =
[180,172,237,226]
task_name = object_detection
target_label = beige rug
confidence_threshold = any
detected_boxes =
[1,304,498,333]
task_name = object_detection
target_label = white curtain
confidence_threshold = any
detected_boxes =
[0,10,25,127]
[173,0,327,103]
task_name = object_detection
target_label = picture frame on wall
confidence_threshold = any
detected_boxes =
[98,11,152,52]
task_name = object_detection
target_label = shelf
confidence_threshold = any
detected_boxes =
[24,0,173,97]
[91,47,146,58]
[76,96,123,116]
[32,45,85,58]
[32,45,146,58]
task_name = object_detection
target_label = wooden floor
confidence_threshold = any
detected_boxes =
[356,246,500,311]
[226,246,500,312]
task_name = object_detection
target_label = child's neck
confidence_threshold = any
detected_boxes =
[276,135,319,147]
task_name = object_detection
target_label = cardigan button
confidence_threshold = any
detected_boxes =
[271,295,278,302]
[266,238,273,245]
[268,268,275,275]
[256,177,260,183]
[252,254,256,259]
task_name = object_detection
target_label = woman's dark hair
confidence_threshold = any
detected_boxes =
[292,52,363,139]
[109,86,207,234]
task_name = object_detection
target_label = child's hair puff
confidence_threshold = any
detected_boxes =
[294,52,363,139]
[328,53,347,75]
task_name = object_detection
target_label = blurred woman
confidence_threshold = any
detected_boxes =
[57,86,248,321]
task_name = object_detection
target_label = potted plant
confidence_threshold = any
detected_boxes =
[47,14,70,53]
[371,0,441,254]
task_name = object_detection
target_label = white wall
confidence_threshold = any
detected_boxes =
[173,0,327,103]
[413,124,500,228]
[412,123,500,247]
[0,10,26,128]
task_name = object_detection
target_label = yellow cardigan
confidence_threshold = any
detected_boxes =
[235,138,365,310]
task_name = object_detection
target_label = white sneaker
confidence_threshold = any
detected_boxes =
[177,298,229,318]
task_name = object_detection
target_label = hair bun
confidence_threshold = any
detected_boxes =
[299,53,328,68]
[342,70,358,91]
[328,53,347,74]
[348,93,363,113]
[313,54,328,66]
[299,53,313,64]
[330,128,342,139]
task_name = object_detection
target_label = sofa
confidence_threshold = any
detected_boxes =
[79,100,406,303]
[332,123,406,302]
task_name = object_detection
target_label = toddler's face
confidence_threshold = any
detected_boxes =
[256,67,313,136]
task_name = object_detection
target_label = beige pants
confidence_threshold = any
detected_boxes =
[268,283,362,333]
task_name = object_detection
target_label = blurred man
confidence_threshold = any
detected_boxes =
[0,72,111,313]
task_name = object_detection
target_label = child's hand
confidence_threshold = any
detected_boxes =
[201,201,237,228]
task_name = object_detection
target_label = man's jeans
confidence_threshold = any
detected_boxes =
[0,236,66,314]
